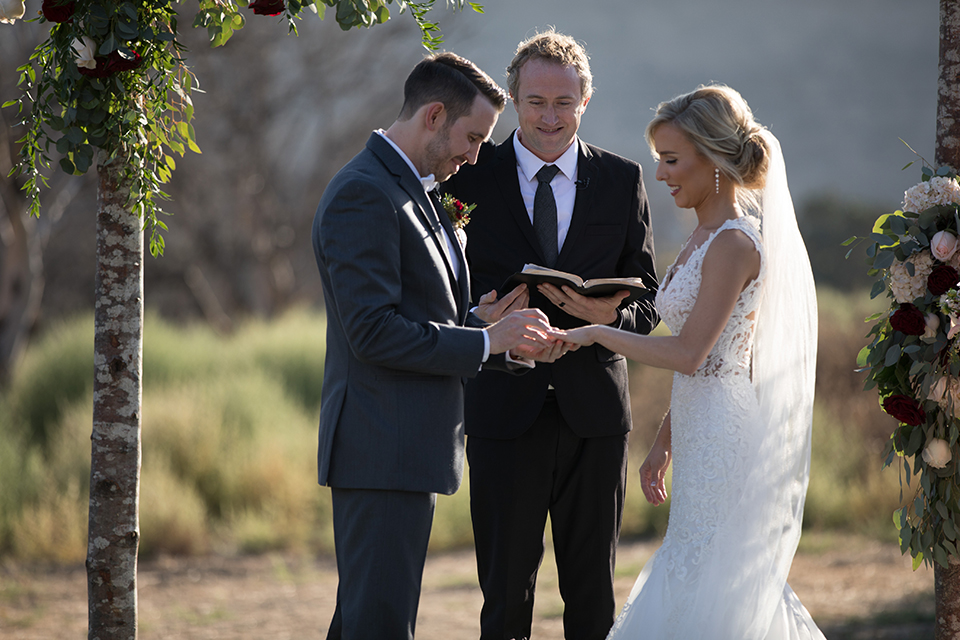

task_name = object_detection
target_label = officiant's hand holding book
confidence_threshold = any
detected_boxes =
[501,264,653,309]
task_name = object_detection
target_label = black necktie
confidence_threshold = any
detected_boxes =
[534,164,561,267]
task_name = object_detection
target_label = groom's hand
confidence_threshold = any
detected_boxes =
[537,283,629,326]
[487,308,561,355]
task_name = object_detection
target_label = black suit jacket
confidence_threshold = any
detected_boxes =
[443,133,659,439]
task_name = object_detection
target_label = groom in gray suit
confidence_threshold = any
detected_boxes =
[312,52,563,640]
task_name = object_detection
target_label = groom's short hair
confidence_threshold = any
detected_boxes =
[398,52,507,125]
[507,30,594,102]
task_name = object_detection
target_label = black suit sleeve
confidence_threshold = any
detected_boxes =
[614,162,660,336]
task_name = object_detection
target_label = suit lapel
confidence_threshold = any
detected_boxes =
[558,141,598,269]
[367,134,462,306]
[431,190,471,320]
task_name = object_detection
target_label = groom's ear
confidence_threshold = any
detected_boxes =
[423,102,447,132]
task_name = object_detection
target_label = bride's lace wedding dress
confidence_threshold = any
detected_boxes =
[606,215,826,640]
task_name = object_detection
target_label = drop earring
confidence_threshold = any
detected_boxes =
[715,167,720,194]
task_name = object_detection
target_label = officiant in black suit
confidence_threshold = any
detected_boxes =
[312,52,565,640]
[441,31,659,640]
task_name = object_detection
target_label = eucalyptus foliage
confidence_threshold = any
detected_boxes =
[850,164,960,570]
[5,0,482,257]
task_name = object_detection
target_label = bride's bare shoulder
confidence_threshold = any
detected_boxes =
[702,226,761,280]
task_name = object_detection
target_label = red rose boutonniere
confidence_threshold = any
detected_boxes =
[440,194,476,231]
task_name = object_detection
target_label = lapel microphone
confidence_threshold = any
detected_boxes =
[575,177,591,189]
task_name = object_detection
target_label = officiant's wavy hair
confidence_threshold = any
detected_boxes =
[399,52,507,125]
[645,84,770,192]
[507,30,593,101]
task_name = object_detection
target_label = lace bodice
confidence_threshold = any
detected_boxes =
[656,216,765,380]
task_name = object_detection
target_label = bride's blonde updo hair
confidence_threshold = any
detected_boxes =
[645,84,769,192]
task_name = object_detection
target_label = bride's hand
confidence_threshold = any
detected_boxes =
[640,444,671,506]
[559,325,598,346]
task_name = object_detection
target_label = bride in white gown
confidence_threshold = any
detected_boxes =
[556,85,825,640]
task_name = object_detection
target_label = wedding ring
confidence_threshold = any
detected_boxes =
[559,302,565,308]
[650,482,658,487]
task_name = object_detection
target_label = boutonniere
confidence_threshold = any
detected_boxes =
[440,194,476,231]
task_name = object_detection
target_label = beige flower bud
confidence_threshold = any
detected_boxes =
[924,313,941,339]
[922,438,953,469]
[0,0,25,23]
[73,38,98,70]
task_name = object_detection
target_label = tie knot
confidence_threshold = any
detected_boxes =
[536,164,560,184]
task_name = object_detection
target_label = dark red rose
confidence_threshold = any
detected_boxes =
[42,0,75,22]
[78,50,142,78]
[883,394,926,426]
[104,50,142,74]
[929,264,960,296]
[249,0,285,15]
[890,303,926,335]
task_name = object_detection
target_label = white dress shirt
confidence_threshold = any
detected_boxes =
[513,131,580,255]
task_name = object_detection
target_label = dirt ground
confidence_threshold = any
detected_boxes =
[0,533,935,640]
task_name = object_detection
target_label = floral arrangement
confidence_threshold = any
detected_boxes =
[440,193,475,230]
[853,165,960,569]
[4,0,481,256]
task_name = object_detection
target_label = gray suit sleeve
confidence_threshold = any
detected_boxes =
[318,177,486,377]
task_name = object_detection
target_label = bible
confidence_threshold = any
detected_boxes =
[501,264,652,308]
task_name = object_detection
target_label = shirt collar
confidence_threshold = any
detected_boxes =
[513,130,579,183]
[375,129,437,192]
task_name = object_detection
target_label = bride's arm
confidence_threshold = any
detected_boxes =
[564,229,760,375]
[641,412,672,506]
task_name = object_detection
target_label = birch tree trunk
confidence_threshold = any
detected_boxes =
[86,149,143,640]
[937,2,960,638]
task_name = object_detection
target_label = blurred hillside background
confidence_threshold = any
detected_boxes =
[0,0,938,561]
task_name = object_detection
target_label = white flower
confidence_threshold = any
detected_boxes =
[0,0,25,23]
[924,313,941,339]
[904,176,960,213]
[922,438,953,469]
[932,230,960,262]
[889,250,934,303]
[73,37,97,70]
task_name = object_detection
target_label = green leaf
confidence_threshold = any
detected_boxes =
[884,344,902,367]
[869,279,886,299]
[873,249,896,271]
[913,551,924,571]
[856,345,871,368]
[936,543,950,568]
[99,33,117,55]
[74,152,92,173]
[945,518,958,541]
[938,501,951,519]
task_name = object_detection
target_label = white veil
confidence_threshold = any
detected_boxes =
[675,130,819,638]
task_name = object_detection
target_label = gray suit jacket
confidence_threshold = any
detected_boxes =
[313,132,502,495]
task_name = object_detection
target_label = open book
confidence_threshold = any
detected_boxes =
[501,264,652,308]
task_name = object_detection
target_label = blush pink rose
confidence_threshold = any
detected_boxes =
[932,230,959,262]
